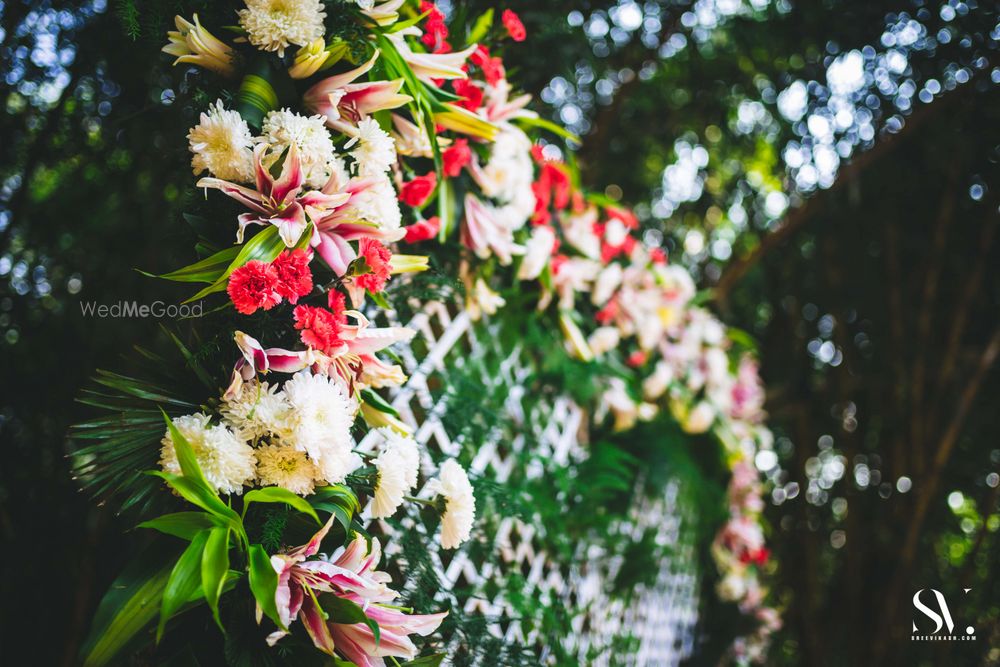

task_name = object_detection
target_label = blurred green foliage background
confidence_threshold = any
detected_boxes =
[2,0,1000,664]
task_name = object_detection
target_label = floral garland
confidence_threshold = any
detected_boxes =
[76,2,779,664]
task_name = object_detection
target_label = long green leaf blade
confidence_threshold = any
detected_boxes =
[157,530,210,642]
[243,487,321,525]
[202,526,231,630]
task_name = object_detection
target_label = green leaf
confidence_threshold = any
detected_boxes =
[243,487,321,525]
[202,526,231,631]
[309,484,360,533]
[157,246,241,284]
[310,485,360,513]
[80,546,178,667]
[387,9,432,33]
[161,410,209,489]
[248,544,284,630]
[466,9,494,44]
[318,595,380,646]
[139,512,219,541]
[149,472,242,530]
[185,226,285,303]
[158,529,210,642]
[512,114,582,145]
[402,655,446,667]
[437,172,453,241]
[360,388,400,419]
[367,288,391,309]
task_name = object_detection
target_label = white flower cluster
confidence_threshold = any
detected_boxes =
[261,109,340,188]
[370,428,420,519]
[471,124,536,231]
[189,102,402,231]
[425,459,476,549]
[344,117,402,229]
[187,100,255,183]
[238,0,326,57]
[161,371,360,496]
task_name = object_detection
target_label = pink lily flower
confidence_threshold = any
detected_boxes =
[307,175,405,276]
[304,51,412,136]
[224,318,413,397]
[461,193,525,265]
[267,517,447,663]
[224,331,318,400]
[385,28,478,83]
[312,311,415,393]
[198,144,350,247]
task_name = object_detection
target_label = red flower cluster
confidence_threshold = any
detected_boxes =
[227,249,314,315]
[293,291,347,355]
[399,172,437,207]
[501,9,526,42]
[595,298,620,325]
[531,161,572,226]
[442,139,471,177]
[600,234,637,264]
[420,1,450,52]
[470,46,505,86]
[271,248,314,304]
[626,350,648,368]
[355,238,393,293]
[593,210,639,264]
[739,547,771,567]
[404,217,441,244]
[550,253,568,276]
[451,79,484,112]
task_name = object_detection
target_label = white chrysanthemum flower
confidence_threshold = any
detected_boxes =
[282,370,358,483]
[426,459,475,549]
[717,570,749,602]
[221,380,293,440]
[327,155,350,189]
[188,100,254,182]
[160,413,256,495]
[348,117,397,176]
[349,175,402,229]
[255,442,320,496]
[261,109,338,187]
[370,428,420,518]
[470,124,536,229]
[238,0,326,57]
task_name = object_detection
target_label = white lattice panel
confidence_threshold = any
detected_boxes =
[363,302,699,665]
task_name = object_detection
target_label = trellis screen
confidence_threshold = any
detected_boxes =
[356,302,700,665]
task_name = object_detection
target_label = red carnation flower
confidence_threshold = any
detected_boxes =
[227,260,282,315]
[442,139,471,177]
[399,172,438,208]
[740,547,770,566]
[328,289,346,314]
[595,298,619,325]
[404,217,441,243]
[626,350,648,367]
[501,9,527,42]
[356,238,393,293]
[271,249,313,304]
[470,45,506,86]
[420,2,449,51]
[293,303,345,354]
[451,79,484,112]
